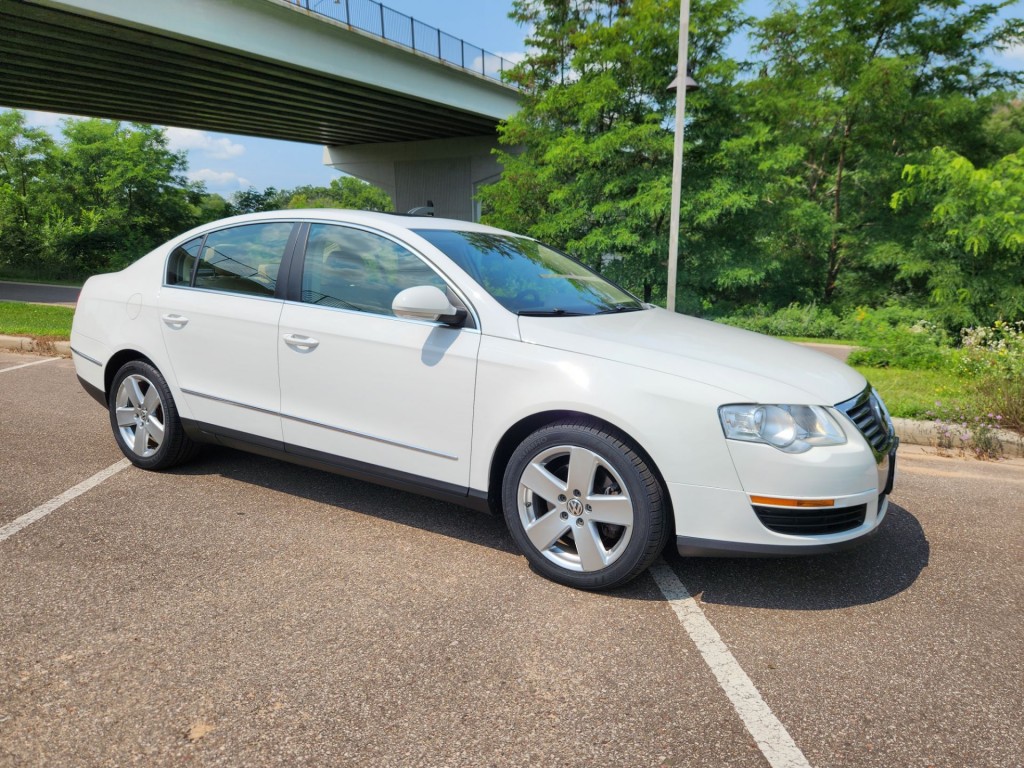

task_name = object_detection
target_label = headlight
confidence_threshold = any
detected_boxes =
[718,404,847,453]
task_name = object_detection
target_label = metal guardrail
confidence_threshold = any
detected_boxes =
[283,0,514,83]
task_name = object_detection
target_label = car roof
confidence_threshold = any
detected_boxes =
[211,209,512,236]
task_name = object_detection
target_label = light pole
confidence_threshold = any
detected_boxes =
[666,0,697,313]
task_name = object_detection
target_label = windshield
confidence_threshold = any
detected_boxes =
[414,230,643,316]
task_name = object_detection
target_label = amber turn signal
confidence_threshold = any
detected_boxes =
[749,495,835,508]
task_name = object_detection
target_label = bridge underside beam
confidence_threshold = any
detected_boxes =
[0,0,502,146]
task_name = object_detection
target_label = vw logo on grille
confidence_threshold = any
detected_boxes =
[567,498,585,516]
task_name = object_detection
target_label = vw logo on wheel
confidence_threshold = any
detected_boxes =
[567,497,585,516]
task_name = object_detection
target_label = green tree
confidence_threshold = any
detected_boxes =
[706,0,1023,312]
[0,110,55,274]
[284,176,393,211]
[195,191,231,224]
[229,186,289,215]
[983,98,1024,160]
[481,0,746,304]
[890,146,1024,325]
[46,119,199,274]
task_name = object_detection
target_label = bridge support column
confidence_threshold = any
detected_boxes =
[324,135,503,222]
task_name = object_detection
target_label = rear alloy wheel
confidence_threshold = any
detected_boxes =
[109,361,199,470]
[502,420,668,590]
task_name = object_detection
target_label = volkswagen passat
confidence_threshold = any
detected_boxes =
[71,211,897,589]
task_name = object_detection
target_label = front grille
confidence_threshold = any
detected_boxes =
[835,386,894,455]
[753,504,867,535]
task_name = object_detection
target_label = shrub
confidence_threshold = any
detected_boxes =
[846,308,951,369]
[718,303,843,338]
[956,321,1024,434]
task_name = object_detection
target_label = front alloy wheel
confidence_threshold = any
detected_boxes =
[503,419,668,590]
[517,445,635,572]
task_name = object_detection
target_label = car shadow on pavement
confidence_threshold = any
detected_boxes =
[164,449,927,607]
[660,503,929,610]
[166,446,519,555]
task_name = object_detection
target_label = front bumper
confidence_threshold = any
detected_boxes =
[669,436,897,557]
[676,519,884,557]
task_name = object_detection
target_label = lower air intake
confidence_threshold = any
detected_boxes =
[753,504,867,535]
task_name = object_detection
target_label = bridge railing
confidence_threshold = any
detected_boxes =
[283,0,515,83]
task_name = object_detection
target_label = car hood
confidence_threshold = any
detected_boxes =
[517,308,866,405]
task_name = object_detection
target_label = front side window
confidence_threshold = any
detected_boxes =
[414,230,642,316]
[165,237,202,285]
[300,224,448,316]
[192,223,293,297]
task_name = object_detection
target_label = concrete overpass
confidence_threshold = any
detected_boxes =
[0,0,522,219]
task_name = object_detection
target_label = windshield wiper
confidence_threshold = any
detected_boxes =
[596,304,644,314]
[517,309,585,317]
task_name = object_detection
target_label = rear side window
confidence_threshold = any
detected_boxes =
[165,237,202,285]
[300,224,447,316]
[192,223,293,297]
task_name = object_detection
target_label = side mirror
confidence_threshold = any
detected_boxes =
[392,285,466,326]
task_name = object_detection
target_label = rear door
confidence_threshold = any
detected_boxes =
[159,221,297,444]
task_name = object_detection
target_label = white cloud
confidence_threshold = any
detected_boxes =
[166,127,246,159]
[189,168,251,189]
[1001,42,1024,62]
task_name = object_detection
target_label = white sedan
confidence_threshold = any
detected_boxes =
[71,210,897,589]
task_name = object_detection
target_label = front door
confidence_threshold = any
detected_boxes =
[278,223,480,488]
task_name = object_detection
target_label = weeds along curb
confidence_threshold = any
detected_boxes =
[0,334,71,357]
[892,417,1024,459]
[3,332,1021,458]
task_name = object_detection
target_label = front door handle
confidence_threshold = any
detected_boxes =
[283,333,320,352]
[161,313,189,329]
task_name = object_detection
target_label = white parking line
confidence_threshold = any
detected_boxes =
[0,356,60,373]
[650,560,812,768]
[0,459,131,543]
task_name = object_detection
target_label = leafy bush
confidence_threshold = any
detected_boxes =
[956,321,1024,433]
[956,320,1024,379]
[718,303,844,338]
[845,306,951,369]
[836,304,943,340]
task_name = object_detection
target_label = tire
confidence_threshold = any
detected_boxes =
[502,419,668,590]
[108,360,200,470]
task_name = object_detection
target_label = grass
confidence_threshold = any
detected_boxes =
[854,365,970,420]
[0,301,74,339]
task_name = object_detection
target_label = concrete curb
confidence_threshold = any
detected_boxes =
[892,417,1024,459]
[0,334,71,357]
[2,333,1022,457]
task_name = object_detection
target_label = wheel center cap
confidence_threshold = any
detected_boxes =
[567,498,585,516]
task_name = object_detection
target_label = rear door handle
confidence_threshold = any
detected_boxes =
[283,333,319,352]
[161,313,189,329]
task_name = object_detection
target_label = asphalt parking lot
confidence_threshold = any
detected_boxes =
[2,351,1022,767]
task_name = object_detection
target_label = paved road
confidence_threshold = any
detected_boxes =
[0,281,80,305]
[1,351,1022,767]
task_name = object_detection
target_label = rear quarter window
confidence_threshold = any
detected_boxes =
[165,237,203,285]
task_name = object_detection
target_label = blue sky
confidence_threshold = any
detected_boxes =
[9,0,1023,198]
